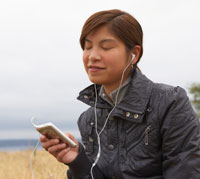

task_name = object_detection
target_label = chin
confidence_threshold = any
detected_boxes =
[89,77,103,85]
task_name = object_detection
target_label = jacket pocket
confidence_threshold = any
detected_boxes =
[85,136,94,156]
[125,124,155,152]
[81,121,96,156]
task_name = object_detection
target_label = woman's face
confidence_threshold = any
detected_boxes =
[83,25,132,92]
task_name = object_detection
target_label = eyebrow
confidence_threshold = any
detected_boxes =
[85,38,116,44]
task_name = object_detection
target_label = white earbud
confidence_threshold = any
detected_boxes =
[131,54,135,62]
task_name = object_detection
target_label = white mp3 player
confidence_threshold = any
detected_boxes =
[31,119,76,148]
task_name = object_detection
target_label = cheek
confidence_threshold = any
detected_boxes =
[104,54,126,72]
[82,52,89,72]
[103,53,116,66]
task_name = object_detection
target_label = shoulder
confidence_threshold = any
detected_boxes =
[130,70,187,105]
[152,83,198,126]
[152,82,185,96]
[151,83,189,106]
[148,81,189,106]
[148,81,198,123]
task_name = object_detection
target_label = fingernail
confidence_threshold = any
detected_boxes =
[54,139,59,143]
[62,143,66,147]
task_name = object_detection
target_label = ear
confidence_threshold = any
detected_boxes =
[131,45,141,65]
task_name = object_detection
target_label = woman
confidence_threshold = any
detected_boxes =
[40,9,200,179]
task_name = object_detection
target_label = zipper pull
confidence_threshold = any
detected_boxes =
[144,125,151,145]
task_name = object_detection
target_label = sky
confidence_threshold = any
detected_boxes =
[0,0,200,139]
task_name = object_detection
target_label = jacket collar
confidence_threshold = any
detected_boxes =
[77,69,154,123]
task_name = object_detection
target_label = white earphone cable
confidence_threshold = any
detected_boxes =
[90,54,135,179]
[30,137,40,179]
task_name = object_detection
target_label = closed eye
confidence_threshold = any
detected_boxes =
[84,46,92,50]
[102,46,113,50]
[84,39,92,50]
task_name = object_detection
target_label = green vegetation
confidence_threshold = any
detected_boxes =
[188,83,200,118]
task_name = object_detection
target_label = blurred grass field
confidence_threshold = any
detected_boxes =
[0,149,68,179]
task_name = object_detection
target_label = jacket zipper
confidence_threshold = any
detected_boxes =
[144,125,151,145]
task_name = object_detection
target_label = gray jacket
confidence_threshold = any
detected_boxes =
[67,69,200,179]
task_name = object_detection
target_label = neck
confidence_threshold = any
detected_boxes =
[103,71,131,99]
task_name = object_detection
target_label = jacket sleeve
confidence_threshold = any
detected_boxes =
[159,86,200,179]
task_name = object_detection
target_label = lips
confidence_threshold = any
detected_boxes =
[88,65,106,72]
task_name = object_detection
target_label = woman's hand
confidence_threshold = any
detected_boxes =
[40,133,79,164]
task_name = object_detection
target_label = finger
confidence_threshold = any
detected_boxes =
[48,143,67,154]
[40,135,48,142]
[65,133,78,145]
[57,148,71,162]
[42,139,60,149]
[65,133,75,140]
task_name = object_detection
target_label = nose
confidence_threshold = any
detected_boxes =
[88,48,101,61]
